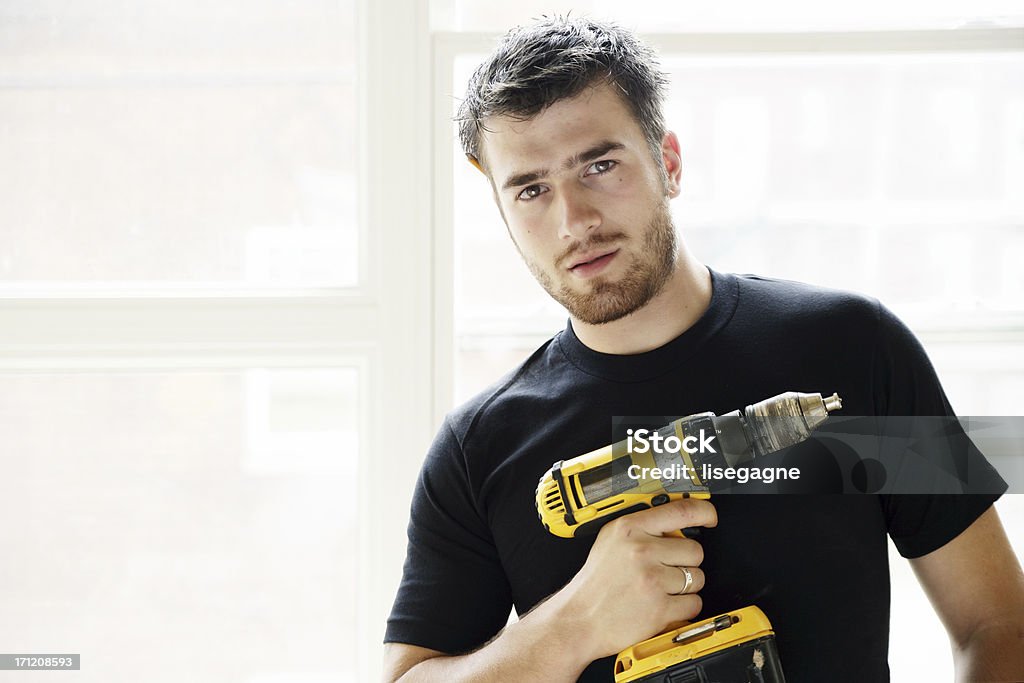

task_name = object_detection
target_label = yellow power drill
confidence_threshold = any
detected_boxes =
[535,390,842,682]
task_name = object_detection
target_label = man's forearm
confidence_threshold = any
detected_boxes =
[954,620,1024,682]
[395,590,599,682]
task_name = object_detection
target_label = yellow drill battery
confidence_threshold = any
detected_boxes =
[614,606,786,683]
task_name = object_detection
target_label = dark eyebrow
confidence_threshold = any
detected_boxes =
[500,140,626,191]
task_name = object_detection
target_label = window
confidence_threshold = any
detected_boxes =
[0,368,362,679]
[1,0,360,290]
[1,1,434,680]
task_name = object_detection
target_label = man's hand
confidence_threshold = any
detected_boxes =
[382,498,717,681]
[561,497,717,661]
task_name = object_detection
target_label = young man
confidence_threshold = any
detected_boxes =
[383,16,1024,682]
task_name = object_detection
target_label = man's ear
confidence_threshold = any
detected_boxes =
[661,131,682,197]
[466,154,485,174]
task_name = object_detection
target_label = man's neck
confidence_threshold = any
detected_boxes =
[570,253,712,355]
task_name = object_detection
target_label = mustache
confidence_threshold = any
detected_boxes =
[554,232,627,269]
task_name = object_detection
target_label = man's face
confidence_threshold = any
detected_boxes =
[478,82,680,325]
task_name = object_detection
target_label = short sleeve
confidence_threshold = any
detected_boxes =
[384,417,514,653]
[870,301,1007,558]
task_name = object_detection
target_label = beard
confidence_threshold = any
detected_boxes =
[523,202,678,325]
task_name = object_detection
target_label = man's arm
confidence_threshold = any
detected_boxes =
[382,499,716,682]
[382,589,593,682]
[910,505,1024,682]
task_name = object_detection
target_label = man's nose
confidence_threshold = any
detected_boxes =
[557,185,601,240]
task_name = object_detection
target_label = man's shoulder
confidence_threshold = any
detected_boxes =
[729,272,883,329]
[733,272,880,312]
[444,332,573,445]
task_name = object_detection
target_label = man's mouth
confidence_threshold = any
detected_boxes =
[568,249,619,277]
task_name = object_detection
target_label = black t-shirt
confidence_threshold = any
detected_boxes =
[385,270,1006,681]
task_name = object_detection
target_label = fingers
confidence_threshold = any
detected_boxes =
[647,535,704,568]
[618,498,718,537]
[613,532,703,574]
[660,564,706,596]
[665,593,703,626]
[639,498,718,537]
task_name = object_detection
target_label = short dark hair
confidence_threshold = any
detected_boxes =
[457,16,669,169]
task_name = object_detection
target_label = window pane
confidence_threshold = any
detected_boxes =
[0,1,356,77]
[0,2,359,289]
[0,368,359,682]
[667,52,1024,318]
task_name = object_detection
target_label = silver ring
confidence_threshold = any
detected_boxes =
[673,566,694,595]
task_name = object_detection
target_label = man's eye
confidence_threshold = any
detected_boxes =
[586,160,617,175]
[517,185,547,201]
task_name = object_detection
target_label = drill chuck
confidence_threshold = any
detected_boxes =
[743,391,842,459]
[699,391,842,468]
